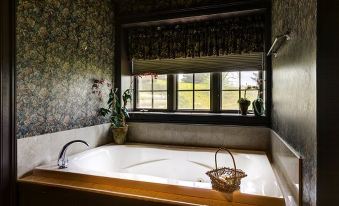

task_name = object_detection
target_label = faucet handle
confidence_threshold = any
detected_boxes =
[58,140,89,169]
[58,157,68,169]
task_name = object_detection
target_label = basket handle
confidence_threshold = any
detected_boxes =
[215,148,237,177]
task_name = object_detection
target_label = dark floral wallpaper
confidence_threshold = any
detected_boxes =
[16,0,115,138]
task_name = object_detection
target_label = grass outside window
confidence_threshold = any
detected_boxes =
[177,73,211,111]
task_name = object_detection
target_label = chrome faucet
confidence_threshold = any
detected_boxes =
[58,140,89,169]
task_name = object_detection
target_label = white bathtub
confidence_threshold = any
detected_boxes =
[36,144,284,205]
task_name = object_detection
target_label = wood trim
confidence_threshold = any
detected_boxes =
[264,1,272,127]
[119,1,269,26]
[128,112,268,126]
[211,72,221,113]
[0,0,17,205]
[317,0,339,205]
[167,74,175,112]
[18,175,229,206]
[18,167,284,206]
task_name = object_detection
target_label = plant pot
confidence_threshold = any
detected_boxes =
[239,102,250,115]
[112,125,128,145]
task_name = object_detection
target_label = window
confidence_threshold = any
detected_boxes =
[222,72,240,111]
[136,75,167,110]
[134,71,263,114]
[222,71,261,111]
[177,73,211,110]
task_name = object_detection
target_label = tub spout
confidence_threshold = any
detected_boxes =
[58,140,89,169]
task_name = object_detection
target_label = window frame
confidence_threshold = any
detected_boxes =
[220,71,263,113]
[133,71,264,115]
[134,75,168,111]
[176,73,212,112]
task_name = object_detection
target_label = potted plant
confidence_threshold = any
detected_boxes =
[93,80,132,144]
[238,87,251,115]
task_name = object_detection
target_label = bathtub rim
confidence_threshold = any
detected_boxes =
[27,166,285,206]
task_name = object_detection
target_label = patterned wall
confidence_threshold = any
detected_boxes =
[271,0,317,205]
[16,0,115,138]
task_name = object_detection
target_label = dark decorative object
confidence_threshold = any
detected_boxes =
[252,98,264,116]
[128,14,265,60]
[93,80,132,145]
[252,72,264,116]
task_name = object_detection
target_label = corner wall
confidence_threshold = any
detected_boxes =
[317,1,339,205]
[271,0,317,205]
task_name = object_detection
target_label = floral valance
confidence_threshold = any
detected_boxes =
[128,13,265,60]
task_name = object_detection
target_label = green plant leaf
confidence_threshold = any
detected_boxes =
[123,89,132,101]
[122,107,130,118]
[99,108,110,116]
[96,87,132,128]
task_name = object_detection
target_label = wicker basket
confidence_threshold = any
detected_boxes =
[206,148,247,193]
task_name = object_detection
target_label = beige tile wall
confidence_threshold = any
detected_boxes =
[271,130,302,206]
[127,122,271,150]
[17,123,112,178]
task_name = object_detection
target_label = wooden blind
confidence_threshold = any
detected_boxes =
[132,53,263,75]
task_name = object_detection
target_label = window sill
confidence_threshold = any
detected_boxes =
[128,111,269,126]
